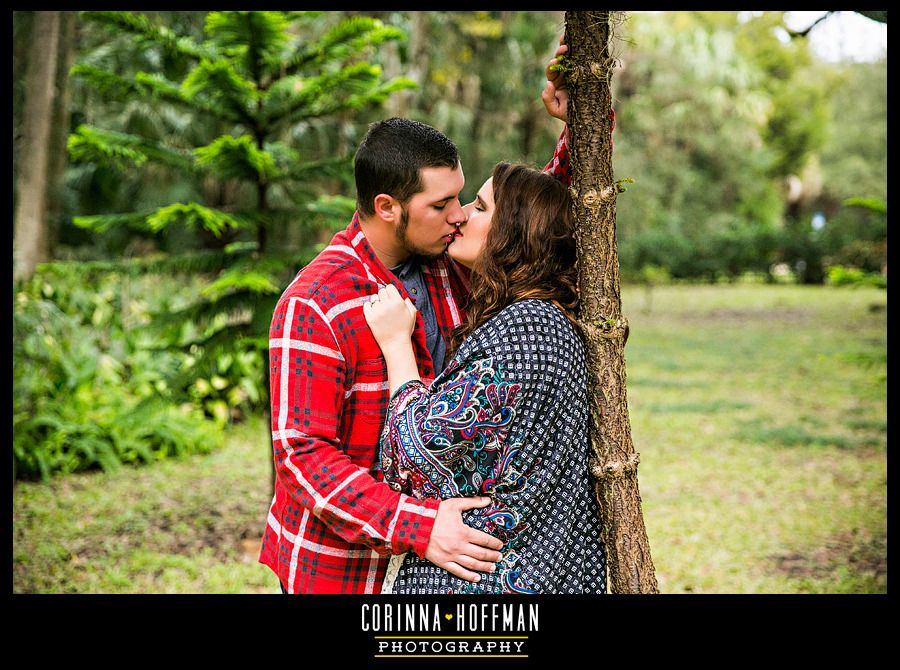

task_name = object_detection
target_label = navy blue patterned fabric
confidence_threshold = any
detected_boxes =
[379,299,607,594]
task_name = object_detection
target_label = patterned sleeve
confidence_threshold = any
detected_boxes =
[379,360,523,504]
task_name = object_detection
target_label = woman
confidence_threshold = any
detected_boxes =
[363,160,607,594]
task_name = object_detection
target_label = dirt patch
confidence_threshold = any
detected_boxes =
[240,537,264,562]
[770,530,886,582]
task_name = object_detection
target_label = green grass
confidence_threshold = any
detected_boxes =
[13,283,887,593]
[625,283,886,593]
[13,414,281,594]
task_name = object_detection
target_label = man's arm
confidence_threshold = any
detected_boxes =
[540,40,615,183]
[541,41,573,183]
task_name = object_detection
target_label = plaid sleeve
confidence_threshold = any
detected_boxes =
[269,294,440,557]
[542,126,572,184]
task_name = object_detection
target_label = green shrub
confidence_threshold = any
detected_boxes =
[13,268,225,481]
[185,348,265,425]
[826,265,887,289]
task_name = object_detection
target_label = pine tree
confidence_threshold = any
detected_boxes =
[68,11,416,425]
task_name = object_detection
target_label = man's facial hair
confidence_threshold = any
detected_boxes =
[395,205,444,261]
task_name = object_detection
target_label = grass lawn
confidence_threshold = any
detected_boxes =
[626,283,886,593]
[12,283,887,593]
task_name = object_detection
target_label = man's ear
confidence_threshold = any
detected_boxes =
[373,194,400,223]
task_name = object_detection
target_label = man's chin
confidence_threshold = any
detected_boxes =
[405,249,446,263]
[418,244,452,261]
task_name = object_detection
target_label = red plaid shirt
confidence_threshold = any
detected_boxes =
[260,128,573,593]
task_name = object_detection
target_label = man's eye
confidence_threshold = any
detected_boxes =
[433,203,448,210]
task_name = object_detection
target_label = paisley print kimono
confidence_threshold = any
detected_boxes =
[379,299,607,594]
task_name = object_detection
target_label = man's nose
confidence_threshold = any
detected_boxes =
[449,201,468,226]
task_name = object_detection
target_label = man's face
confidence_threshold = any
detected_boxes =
[395,165,466,259]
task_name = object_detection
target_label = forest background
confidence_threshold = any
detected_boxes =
[12,11,886,595]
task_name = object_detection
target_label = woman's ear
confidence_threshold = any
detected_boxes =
[373,194,399,223]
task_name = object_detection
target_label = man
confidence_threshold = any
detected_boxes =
[259,45,575,594]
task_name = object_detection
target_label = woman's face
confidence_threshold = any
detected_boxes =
[449,177,495,269]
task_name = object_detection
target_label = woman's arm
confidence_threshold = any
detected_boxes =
[363,283,421,395]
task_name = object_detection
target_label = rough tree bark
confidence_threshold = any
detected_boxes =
[565,10,659,593]
[14,11,61,283]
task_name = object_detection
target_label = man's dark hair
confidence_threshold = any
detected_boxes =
[354,118,459,217]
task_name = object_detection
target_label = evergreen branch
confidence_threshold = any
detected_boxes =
[72,210,158,234]
[151,289,266,337]
[80,11,216,61]
[70,64,150,101]
[205,11,290,82]
[194,134,281,182]
[67,124,149,171]
[201,268,282,301]
[134,71,247,123]
[302,194,358,219]
[285,75,417,126]
[74,201,260,239]
[72,63,246,125]
[278,17,406,76]
[181,59,258,125]
[278,155,353,183]
[146,202,255,237]
[67,123,196,173]
[263,62,386,126]
[344,76,418,108]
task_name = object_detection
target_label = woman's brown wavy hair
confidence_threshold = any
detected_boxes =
[450,162,582,354]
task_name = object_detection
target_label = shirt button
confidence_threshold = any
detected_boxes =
[411,287,418,295]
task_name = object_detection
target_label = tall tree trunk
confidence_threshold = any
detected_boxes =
[46,11,77,257]
[565,10,658,593]
[14,11,60,282]
[407,12,430,114]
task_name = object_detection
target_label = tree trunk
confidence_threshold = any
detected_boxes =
[14,11,61,282]
[46,11,77,257]
[565,10,658,593]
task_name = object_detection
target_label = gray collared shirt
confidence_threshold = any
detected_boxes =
[391,256,447,373]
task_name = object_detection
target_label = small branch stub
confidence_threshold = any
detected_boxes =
[583,316,629,340]
[591,452,641,479]
[580,186,616,211]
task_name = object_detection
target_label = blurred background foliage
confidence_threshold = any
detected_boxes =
[13,10,886,480]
